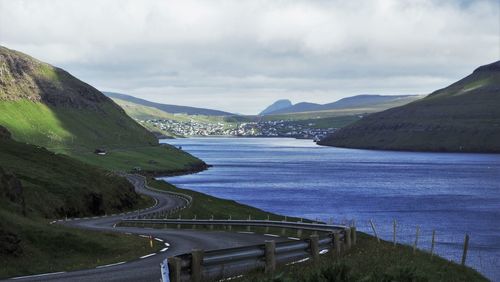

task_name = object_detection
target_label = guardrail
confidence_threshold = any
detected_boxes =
[167,234,341,282]
[119,218,355,282]
[124,174,193,219]
[121,218,346,232]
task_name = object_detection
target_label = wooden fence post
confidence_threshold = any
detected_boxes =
[265,240,276,273]
[351,226,357,246]
[310,234,319,261]
[430,230,436,259]
[369,220,380,243]
[461,234,469,266]
[393,220,397,247]
[191,249,204,282]
[167,256,182,282]
[344,228,352,250]
[334,232,341,256]
[413,226,420,254]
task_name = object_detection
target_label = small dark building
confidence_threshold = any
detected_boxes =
[94,148,107,155]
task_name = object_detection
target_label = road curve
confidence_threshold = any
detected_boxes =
[7,175,285,282]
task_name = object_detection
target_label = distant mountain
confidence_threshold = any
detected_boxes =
[104,92,234,116]
[263,95,420,115]
[259,99,292,115]
[318,61,500,153]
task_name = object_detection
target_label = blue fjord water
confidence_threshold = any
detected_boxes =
[161,137,500,280]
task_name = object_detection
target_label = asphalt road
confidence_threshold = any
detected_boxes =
[8,175,284,282]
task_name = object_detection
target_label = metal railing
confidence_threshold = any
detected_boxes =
[116,176,356,281]
[119,218,354,282]
[169,234,338,281]
[121,218,346,232]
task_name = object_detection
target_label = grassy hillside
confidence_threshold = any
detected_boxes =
[319,61,500,153]
[111,97,230,124]
[0,128,164,278]
[0,45,205,172]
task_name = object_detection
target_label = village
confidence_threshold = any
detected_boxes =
[140,118,337,141]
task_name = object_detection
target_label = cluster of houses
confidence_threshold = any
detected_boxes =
[143,119,228,136]
[139,119,337,141]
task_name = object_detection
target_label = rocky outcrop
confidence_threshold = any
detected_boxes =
[0,46,111,109]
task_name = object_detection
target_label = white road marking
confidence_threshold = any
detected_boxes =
[155,238,163,242]
[11,272,66,280]
[140,253,156,259]
[160,248,168,252]
[164,243,170,247]
[139,235,149,238]
[286,257,310,265]
[237,231,254,234]
[288,237,301,240]
[319,249,329,254]
[264,234,280,237]
[221,274,244,281]
[96,261,126,268]
[124,232,132,235]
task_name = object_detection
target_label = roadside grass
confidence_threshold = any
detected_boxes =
[0,209,163,279]
[147,178,306,222]
[238,232,487,282]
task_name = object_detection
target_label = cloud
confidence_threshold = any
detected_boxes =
[0,0,498,114]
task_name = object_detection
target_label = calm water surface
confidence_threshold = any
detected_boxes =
[161,137,500,280]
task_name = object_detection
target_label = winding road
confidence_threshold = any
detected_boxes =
[8,175,284,282]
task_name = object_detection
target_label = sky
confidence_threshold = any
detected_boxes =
[0,0,499,114]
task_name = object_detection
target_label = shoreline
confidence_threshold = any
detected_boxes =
[138,161,211,178]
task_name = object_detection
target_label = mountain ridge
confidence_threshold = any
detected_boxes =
[318,60,500,153]
[104,92,234,116]
[262,94,421,115]
[259,99,292,115]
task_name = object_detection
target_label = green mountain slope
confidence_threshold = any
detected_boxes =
[318,61,500,152]
[0,127,160,278]
[0,46,205,172]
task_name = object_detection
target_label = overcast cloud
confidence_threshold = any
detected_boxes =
[0,0,498,114]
